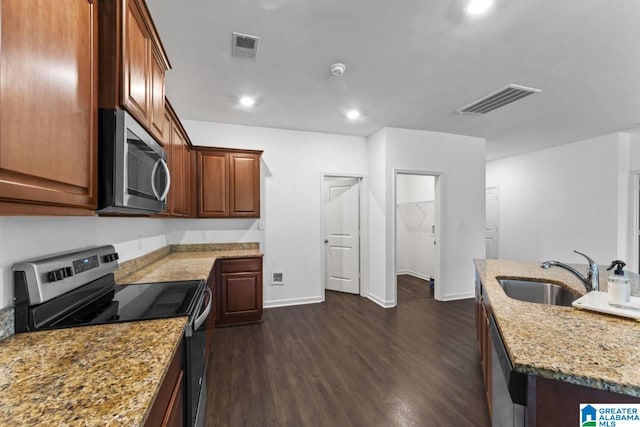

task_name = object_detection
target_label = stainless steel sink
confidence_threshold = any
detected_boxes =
[497,278,580,307]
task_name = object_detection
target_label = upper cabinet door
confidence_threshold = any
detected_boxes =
[122,0,151,126]
[171,123,185,216]
[149,48,166,143]
[198,152,229,218]
[229,153,261,217]
[99,0,170,140]
[0,0,97,214]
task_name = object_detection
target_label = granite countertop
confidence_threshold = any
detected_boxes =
[115,243,263,285]
[475,259,640,397]
[0,317,187,426]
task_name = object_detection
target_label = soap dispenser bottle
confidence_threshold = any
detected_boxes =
[607,260,630,305]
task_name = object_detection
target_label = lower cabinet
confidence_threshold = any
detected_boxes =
[146,338,185,427]
[475,279,492,418]
[215,257,263,326]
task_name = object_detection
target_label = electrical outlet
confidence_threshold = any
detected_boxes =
[258,220,265,230]
[137,236,143,250]
[200,231,207,241]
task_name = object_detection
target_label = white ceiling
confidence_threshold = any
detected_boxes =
[146,0,640,159]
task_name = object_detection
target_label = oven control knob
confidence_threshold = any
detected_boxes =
[63,267,74,278]
[47,267,70,282]
[103,252,119,263]
[47,267,74,282]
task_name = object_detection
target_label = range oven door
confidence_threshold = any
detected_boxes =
[98,109,170,214]
[185,285,212,427]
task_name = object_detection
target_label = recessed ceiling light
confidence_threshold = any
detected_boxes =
[466,0,493,15]
[239,96,255,107]
[346,109,361,120]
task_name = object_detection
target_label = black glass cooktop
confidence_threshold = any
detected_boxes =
[49,280,203,328]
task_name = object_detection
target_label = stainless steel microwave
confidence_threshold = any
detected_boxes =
[98,109,170,214]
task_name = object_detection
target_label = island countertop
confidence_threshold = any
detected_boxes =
[475,258,640,397]
[0,317,187,426]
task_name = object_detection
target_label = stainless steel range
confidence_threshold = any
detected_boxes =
[12,246,211,427]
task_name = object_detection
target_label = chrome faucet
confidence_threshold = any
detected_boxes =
[540,250,599,292]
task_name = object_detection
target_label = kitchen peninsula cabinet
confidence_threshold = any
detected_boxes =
[215,257,263,325]
[98,0,171,143]
[0,0,98,215]
[197,149,262,218]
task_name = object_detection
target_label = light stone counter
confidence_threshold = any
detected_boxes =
[476,259,640,397]
[115,243,263,285]
[0,317,187,426]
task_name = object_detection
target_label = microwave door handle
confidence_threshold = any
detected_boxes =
[158,158,171,202]
[150,159,162,200]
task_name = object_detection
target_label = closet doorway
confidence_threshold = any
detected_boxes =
[395,172,439,304]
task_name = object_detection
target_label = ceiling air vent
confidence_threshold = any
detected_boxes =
[456,84,541,115]
[232,32,260,59]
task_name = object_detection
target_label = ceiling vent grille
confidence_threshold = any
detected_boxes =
[232,32,260,59]
[456,84,541,115]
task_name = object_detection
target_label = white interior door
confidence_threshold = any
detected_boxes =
[323,177,360,294]
[485,187,499,259]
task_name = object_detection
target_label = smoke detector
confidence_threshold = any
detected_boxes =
[232,32,260,59]
[330,63,346,76]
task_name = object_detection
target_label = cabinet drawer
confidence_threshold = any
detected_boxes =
[220,257,261,274]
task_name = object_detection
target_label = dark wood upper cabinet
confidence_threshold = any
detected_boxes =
[99,0,170,140]
[197,149,262,218]
[171,122,185,216]
[165,98,195,218]
[150,49,167,144]
[229,152,261,217]
[183,147,194,218]
[197,151,229,218]
[0,0,98,215]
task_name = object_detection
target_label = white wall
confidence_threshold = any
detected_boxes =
[366,129,388,306]
[486,132,630,265]
[396,175,435,280]
[368,127,486,304]
[182,120,368,307]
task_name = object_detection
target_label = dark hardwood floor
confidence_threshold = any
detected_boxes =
[206,275,490,427]
[397,274,434,303]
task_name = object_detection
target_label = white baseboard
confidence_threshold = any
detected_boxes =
[366,292,395,308]
[399,270,431,281]
[263,296,323,308]
[440,292,475,301]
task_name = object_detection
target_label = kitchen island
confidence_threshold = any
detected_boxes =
[475,259,640,425]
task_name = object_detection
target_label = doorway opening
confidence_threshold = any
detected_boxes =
[321,175,365,301]
[395,172,440,305]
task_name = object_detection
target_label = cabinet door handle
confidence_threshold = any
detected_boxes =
[324,239,329,243]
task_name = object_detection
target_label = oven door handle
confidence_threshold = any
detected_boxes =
[193,287,212,331]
